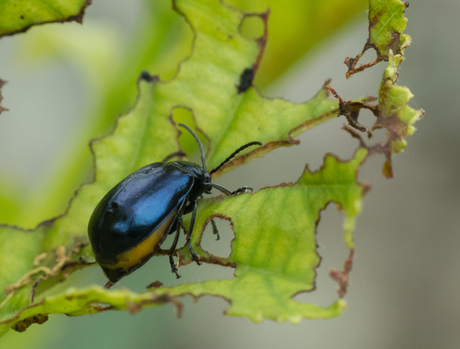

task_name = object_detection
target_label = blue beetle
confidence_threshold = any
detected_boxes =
[88,123,261,288]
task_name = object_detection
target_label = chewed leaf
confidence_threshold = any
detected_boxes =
[0,0,421,334]
[335,0,423,177]
[0,0,340,332]
[153,2,339,172]
[0,150,368,331]
[0,78,180,334]
[208,84,338,174]
[174,149,368,322]
[334,50,423,178]
[372,52,423,177]
[0,286,181,333]
[345,0,411,77]
[0,0,91,37]
[229,0,368,87]
[367,0,410,59]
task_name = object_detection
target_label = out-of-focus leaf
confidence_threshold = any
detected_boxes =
[1,2,193,227]
[0,183,21,223]
[228,0,368,87]
[0,0,91,37]
[0,78,179,335]
[0,82,18,222]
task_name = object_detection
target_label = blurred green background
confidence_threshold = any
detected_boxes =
[0,0,459,348]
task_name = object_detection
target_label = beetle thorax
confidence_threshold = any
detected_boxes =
[170,161,211,197]
[203,171,212,194]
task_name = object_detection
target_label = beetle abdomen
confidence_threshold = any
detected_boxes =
[88,163,194,264]
[100,209,177,283]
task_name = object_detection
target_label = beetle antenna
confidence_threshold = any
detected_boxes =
[209,141,262,175]
[178,123,207,171]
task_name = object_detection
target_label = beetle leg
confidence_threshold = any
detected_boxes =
[198,194,220,241]
[210,219,220,240]
[103,281,114,289]
[186,199,202,265]
[210,183,231,195]
[230,186,253,195]
[211,183,253,196]
[182,201,195,214]
[168,216,182,279]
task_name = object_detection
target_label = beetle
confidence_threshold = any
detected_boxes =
[88,123,261,288]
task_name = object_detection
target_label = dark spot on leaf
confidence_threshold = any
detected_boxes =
[139,70,158,82]
[373,113,408,137]
[389,32,402,55]
[127,301,142,314]
[20,15,25,20]
[369,9,385,30]
[236,67,254,94]
[12,314,48,332]
[404,2,409,8]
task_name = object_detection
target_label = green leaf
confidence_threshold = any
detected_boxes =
[0,0,421,334]
[0,286,175,333]
[372,51,423,177]
[345,0,411,77]
[172,149,367,322]
[0,0,341,332]
[368,0,410,59]
[0,0,91,37]
[1,0,368,227]
[335,0,423,177]
[0,149,367,331]
[228,0,368,87]
[1,2,192,227]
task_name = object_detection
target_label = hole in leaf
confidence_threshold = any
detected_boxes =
[172,107,194,132]
[351,107,376,130]
[172,107,209,162]
[200,217,234,260]
[293,203,351,305]
[359,48,379,67]
[239,15,265,40]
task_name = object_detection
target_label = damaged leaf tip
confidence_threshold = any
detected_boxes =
[345,0,411,78]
